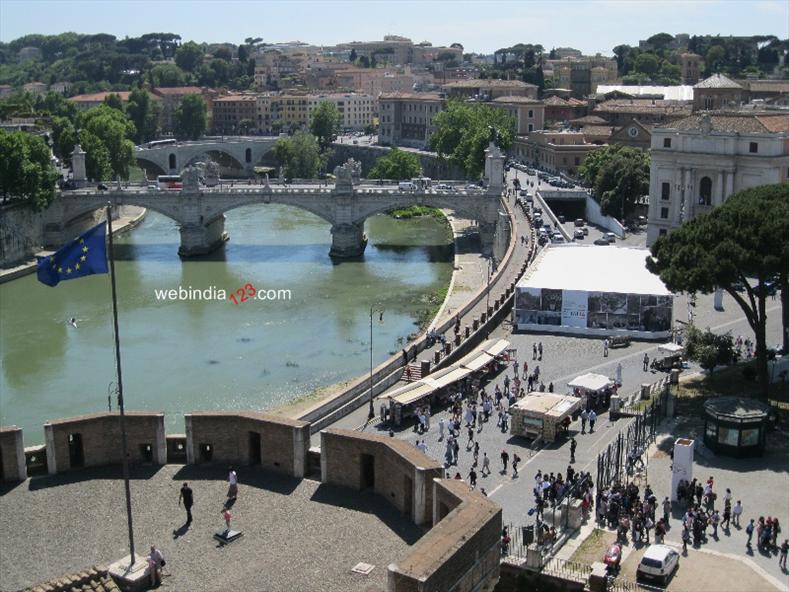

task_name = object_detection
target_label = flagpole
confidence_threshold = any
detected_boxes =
[106,203,136,565]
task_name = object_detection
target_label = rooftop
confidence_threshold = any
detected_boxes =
[380,91,444,101]
[0,464,422,592]
[443,79,537,89]
[665,112,789,134]
[596,84,694,102]
[694,73,743,89]
[517,245,671,296]
[68,91,133,102]
[213,94,258,102]
[152,86,204,96]
[491,95,543,105]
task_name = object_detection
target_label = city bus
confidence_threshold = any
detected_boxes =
[147,139,177,149]
[157,175,182,190]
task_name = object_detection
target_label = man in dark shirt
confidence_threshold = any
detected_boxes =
[179,482,194,524]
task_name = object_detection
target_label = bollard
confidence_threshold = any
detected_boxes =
[422,359,431,377]
[454,334,461,346]
[488,305,493,317]
[481,312,487,323]
[434,351,440,365]
[473,318,479,330]
[445,342,452,355]
[465,326,470,338]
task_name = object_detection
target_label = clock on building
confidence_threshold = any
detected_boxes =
[628,126,639,138]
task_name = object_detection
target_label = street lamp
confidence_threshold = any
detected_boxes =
[486,258,493,317]
[368,306,384,420]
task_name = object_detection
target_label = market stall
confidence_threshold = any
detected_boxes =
[567,372,615,411]
[510,392,581,442]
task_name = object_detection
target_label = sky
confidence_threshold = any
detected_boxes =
[1,0,787,55]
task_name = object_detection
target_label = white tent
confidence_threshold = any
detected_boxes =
[567,372,614,393]
[658,342,684,355]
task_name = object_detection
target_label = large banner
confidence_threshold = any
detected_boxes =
[561,290,588,328]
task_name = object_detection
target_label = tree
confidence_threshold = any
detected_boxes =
[634,52,660,77]
[369,148,422,180]
[272,131,323,179]
[238,118,254,134]
[309,101,342,150]
[213,47,233,62]
[358,55,369,68]
[103,92,124,111]
[0,129,58,210]
[646,33,675,55]
[646,184,789,398]
[175,41,204,72]
[349,48,357,62]
[174,94,206,140]
[149,63,187,87]
[50,115,77,161]
[79,104,136,180]
[429,100,515,178]
[683,325,735,373]
[706,45,726,73]
[126,87,159,144]
[579,144,649,220]
[238,44,248,63]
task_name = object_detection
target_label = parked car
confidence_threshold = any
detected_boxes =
[97,183,108,191]
[526,168,536,175]
[436,183,453,191]
[533,207,542,216]
[558,215,566,223]
[574,229,585,239]
[605,232,617,243]
[637,544,679,585]
[574,218,586,227]
[398,181,416,191]
[610,335,631,348]
[594,238,610,246]
[551,232,564,243]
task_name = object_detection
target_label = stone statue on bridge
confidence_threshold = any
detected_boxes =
[333,158,362,187]
[182,165,201,191]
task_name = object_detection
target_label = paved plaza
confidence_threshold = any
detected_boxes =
[0,465,423,592]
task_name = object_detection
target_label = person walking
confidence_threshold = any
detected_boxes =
[733,500,743,527]
[512,454,520,478]
[226,467,238,502]
[468,468,477,489]
[532,343,537,361]
[662,496,671,524]
[780,539,788,569]
[570,438,577,463]
[682,527,690,554]
[438,417,445,441]
[580,409,588,434]
[603,338,609,357]
[589,410,597,433]
[501,449,509,473]
[722,504,731,530]
[711,510,721,538]
[147,545,165,588]
[482,452,491,476]
[178,482,194,525]
[643,353,650,371]
[746,518,755,548]
[538,342,543,361]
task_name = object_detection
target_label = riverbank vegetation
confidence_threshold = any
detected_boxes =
[389,205,443,219]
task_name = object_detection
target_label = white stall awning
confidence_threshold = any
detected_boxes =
[567,372,614,392]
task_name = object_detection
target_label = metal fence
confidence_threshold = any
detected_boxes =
[596,384,667,493]
[542,557,592,583]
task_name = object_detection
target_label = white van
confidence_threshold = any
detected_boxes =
[398,181,416,191]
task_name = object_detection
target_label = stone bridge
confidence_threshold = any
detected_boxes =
[134,137,279,175]
[48,144,508,260]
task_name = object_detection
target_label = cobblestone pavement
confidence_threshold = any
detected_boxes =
[0,465,421,592]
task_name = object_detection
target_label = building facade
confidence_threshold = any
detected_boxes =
[378,92,445,148]
[152,86,207,133]
[491,96,545,134]
[513,130,603,176]
[442,79,539,100]
[211,94,258,134]
[679,53,704,85]
[307,93,375,130]
[646,112,789,245]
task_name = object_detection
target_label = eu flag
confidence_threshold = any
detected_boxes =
[36,222,108,287]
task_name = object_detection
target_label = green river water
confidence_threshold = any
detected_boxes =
[0,206,453,442]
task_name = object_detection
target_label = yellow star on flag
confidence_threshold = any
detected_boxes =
[82,246,89,253]
[66,268,72,274]
[58,267,63,273]
[80,255,87,262]
[75,263,81,270]
[79,239,85,244]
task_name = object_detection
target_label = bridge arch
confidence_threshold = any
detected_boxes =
[349,193,490,228]
[61,198,185,228]
[134,157,167,177]
[215,194,336,227]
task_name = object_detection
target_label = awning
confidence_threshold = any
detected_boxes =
[484,339,511,358]
[388,382,436,407]
[461,352,495,372]
[423,366,472,390]
[658,342,684,355]
[567,372,614,392]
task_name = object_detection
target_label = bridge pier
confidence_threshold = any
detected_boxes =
[178,215,228,257]
[329,223,367,259]
[478,221,497,259]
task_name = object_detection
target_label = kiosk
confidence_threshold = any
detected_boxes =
[509,392,581,442]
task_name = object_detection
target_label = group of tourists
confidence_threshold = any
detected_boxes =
[596,481,665,547]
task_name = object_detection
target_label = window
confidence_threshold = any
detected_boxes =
[660,207,669,219]
[661,182,670,201]
[528,124,534,132]
[749,142,758,153]
[659,229,667,237]
[528,110,534,118]
[699,176,712,205]
[663,138,671,148]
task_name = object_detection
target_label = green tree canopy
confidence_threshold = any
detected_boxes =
[634,52,661,77]
[578,144,649,220]
[174,41,204,72]
[174,94,206,140]
[0,129,58,210]
[78,104,136,180]
[272,131,323,180]
[369,148,422,180]
[126,87,159,144]
[309,101,342,150]
[149,63,187,87]
[50,115,77,161]
[429,100,515,179]
[103,92,125,111]
[646,184,789,397]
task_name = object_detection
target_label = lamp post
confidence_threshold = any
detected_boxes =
[486,258,493,314]
[368,306,383,420]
